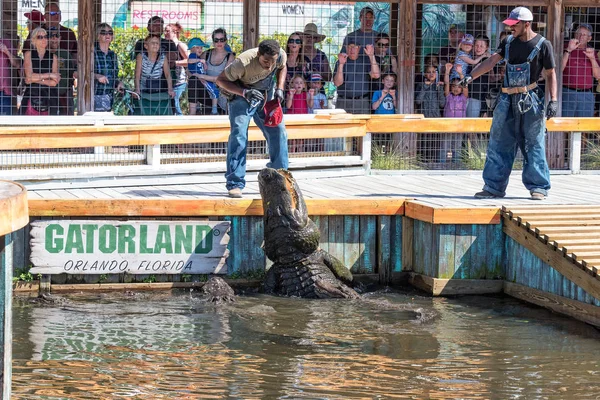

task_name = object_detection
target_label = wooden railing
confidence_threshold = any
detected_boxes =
[0,114,598,175]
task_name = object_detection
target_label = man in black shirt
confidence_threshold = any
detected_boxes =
[461,6,558,201]
[132,16,178,67]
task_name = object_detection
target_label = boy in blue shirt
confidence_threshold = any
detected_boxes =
[371,72,397,114]
[187,38,219,115]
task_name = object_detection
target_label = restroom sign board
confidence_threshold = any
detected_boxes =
[30,220,230,275]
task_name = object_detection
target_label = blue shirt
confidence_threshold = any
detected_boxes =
[372,90,396,114]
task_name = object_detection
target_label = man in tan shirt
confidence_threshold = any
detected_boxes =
[217,39,288,198]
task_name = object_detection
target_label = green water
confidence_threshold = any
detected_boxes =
[11,289,600,399]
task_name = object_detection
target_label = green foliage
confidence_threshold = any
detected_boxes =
[142,275,157,283]
[13,268,34,283]
[180,274,192,282]
[371,144,423,170]
[98,274,108,283]
[228,269,265,280]
[582,137,600,169]
[460,137,487,170]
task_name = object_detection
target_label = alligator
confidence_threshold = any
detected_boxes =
[258,168,360,299]
[201,276,236,303]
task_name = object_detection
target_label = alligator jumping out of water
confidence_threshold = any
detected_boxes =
[258,168,360,299]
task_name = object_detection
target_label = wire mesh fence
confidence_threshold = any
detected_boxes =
[0,2,598,170]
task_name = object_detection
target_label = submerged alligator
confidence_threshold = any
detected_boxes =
[258,168,360,299]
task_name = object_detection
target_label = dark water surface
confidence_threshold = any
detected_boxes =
[11,289,600,399]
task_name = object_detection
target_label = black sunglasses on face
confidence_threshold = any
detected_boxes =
[47,11,61,16]
[100,30,114,35]
[37,35,48,39]
[377,42,390,47]
[50,33,60,38]
[213,37,226,43]
[288,38,302,44]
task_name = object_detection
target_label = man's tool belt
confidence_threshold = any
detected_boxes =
[501,83,537,95]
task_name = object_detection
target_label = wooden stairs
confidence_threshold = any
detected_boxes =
[502,205,600,301]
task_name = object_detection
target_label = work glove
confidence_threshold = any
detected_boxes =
[243,89,264,107]
[458,74,473,87]
[546,100,558,120]
[274,88,285,104]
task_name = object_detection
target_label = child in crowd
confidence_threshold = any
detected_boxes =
[286,75,314,114]
[443,63,469,162]
[451,34,487,80]
[415,65,445,118]
[187,38,219,115]
[309,73,327,113]
[371,72,397,114]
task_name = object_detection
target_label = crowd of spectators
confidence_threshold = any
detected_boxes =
[0,5,599,119]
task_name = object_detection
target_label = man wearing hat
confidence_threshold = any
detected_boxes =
[216,39,289,198]
[302,23,332,81]
[460,6,558,201]
[342,7,378,54]
[561,23,600,117]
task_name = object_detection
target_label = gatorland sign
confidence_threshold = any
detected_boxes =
[30,220,230,275]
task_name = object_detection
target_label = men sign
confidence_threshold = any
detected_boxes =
[30,220,230,274]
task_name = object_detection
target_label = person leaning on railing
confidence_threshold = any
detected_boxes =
[21,27,60,116]
[134,35,175,115]
[93,23,123,112]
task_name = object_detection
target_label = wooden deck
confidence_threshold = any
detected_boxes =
[26,172,600,207]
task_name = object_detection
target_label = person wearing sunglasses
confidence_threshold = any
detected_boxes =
[94,23,123,112]
[371,32,398,95]
[44,1,77,60]
[48,26,76,115]
[285,32,311,89]
[188,28,235,115]
[21,27,60,116]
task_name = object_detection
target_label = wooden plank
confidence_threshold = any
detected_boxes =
[454,224,475,279]
[503,218,600,300]
[401,216,412,273]
[28,198,405,217]
[329,216,344,266]
[343,216,360,273]
[436,224,455,279]
[413,220,425,275]
[359,216,376,274]
[504,281,600,328]
[487,223,504,279]
[409,273,504,296]
[404,201,500,224]
[378,216,391,284]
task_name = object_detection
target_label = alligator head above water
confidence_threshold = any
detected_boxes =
[258,168,359,299]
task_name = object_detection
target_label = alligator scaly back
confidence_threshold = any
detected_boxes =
[258,168,359,299]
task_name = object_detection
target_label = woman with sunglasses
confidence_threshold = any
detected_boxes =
[192,28,234,114]
[93,23,123,112]
[21,26,59,115]
[371,33,398,95]
[285,32,311,88]
[164,23,188,115]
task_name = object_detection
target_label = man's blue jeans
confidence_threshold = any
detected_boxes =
[482,91,550,197]
[561,88,594,117]
[0,92,13,115]
[226,95,289,190]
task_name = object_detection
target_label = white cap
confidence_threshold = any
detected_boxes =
[503,7,534,26]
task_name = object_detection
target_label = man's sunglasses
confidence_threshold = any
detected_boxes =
[377,42,390,47]
[213,37,226,43]
[47,11,61,16]
[288,38,302,44]
[100,30,114,35]
[49,33,60,38]
[37,35,48,39]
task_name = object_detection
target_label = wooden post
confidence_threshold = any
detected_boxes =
[362,132,372,174]
[569,131,581,173]
[395,0,417,157]
[77,0,95,114]
[0,234,13,399]
[546,0,565,169]
[243,0,259,51]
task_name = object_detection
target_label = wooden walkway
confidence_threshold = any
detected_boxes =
[26,173,600,207]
